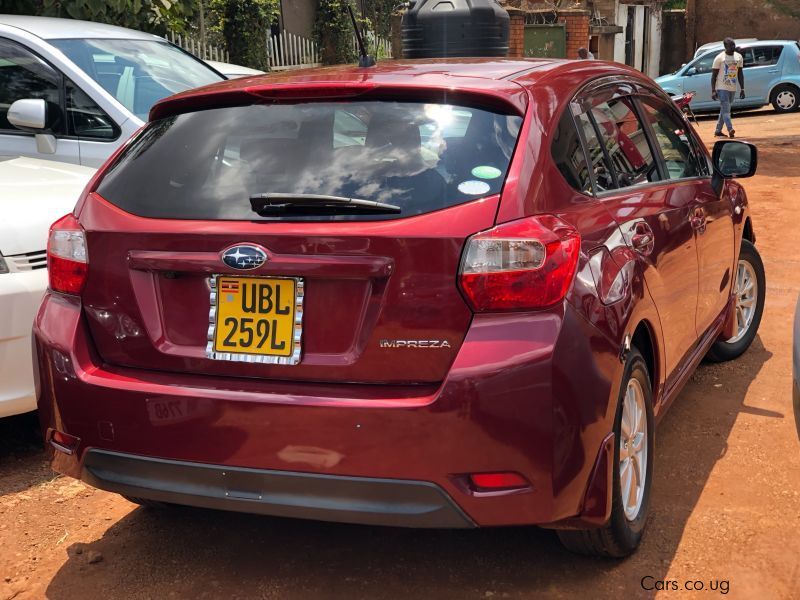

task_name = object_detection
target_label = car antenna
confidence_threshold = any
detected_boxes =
[346,2,376,67]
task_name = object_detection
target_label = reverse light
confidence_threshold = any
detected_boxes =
[458,215,581,311]
[48,213,88,295]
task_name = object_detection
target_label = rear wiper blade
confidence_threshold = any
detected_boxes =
[250,193,401,216]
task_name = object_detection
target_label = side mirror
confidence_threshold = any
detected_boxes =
[712,140,757,194]
[685,67,697,76]
[714,140,758,178]
[7,98,47,131]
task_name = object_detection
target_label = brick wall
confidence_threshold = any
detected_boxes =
[560,9,590,60]
[507,8,525,58]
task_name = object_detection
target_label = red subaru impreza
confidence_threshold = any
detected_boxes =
[35,59,765,557]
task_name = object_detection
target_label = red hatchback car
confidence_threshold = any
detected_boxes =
[35,59,765,557]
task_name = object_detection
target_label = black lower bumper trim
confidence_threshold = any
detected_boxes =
[82,449,474,528]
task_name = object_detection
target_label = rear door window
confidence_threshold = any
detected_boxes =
[96,101,522,221]
[551,108,613,194]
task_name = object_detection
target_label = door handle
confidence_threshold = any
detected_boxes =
[690,207,707,233]
[630,221,654,255]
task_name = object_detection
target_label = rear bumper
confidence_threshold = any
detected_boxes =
[34,291,623,527]
[0,270,47,418]
[83,449,473,528]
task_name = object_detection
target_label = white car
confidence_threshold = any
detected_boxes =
[694,38,758,59]
[0,155,93,418]
[205,60,264,78]
[0,15,226,167]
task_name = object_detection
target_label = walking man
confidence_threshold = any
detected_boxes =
[711,38,745,138]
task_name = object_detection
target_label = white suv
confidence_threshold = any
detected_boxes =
[0,15,225,167]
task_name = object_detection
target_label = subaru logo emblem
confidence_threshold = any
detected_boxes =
[221,244,268,270]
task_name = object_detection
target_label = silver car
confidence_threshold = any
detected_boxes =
[0,15,225,167]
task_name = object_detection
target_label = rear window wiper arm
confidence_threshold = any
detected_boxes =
[250,193,401,216]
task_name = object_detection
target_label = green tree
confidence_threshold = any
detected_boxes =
[4,0,197,34]
[208,0,278,70]
[315,0,395,65]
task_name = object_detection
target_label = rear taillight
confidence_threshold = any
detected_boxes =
[458,215,580,311]
[48,213,87,295]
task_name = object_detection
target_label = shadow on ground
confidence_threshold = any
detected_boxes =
[40,338,772,599]
[0,412,52,497]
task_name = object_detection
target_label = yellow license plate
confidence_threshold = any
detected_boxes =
[209,276,302,364]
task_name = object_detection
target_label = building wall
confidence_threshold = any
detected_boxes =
[508,9,526,58]
[562,10,590,60]
[689,0,800,55]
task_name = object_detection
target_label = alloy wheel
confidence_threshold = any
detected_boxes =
[620,378,648,522]
[728,259,758,343]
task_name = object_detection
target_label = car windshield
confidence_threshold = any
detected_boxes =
[96,101,523,221]
[50,38,223,120]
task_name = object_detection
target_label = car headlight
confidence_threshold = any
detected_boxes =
[0,254,8,274]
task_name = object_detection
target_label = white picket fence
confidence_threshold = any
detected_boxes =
[165,30,229,63]
[268,30,321,70]
[268,29,392,71]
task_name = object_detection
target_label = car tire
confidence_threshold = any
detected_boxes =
[771,84,800,113]
[706,240,765,363]
[557,348,654,558]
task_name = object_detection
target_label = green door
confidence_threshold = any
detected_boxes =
[524,24,566,59]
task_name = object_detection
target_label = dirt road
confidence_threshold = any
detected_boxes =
[2,109,799,600]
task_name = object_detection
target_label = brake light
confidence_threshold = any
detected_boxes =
[48,213,87,295]
[458,215,580,311]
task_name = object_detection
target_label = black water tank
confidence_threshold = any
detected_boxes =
[401,0,509,58]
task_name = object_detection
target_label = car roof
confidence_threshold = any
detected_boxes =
[699,39,798,55]
[0,14,161,41]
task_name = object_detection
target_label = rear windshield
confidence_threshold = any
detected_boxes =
[96,101,522,221]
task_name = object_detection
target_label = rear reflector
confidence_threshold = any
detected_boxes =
[469,472,530,491]
[48,213,88,296]
[459,215,580,311]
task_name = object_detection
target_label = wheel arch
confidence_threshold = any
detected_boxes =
[743,217,755,244]
[631,320,658,399]
[769,81,800,104]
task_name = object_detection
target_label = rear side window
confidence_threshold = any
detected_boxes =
[590,97,659,189]
[97,101,522,221]
[552,109,613,194]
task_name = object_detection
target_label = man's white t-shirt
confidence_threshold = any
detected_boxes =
[713,51,744,92]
